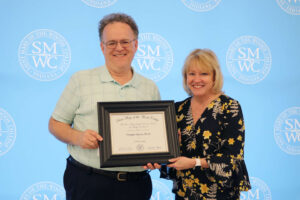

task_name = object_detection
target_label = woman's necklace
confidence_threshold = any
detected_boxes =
[191,93,221,125]
[190,98,207,125]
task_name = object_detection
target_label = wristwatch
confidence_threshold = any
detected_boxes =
[195,158,201,167]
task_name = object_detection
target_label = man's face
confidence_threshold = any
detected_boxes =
[100,22,138,72]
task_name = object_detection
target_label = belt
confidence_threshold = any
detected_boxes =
[67,156,149,182]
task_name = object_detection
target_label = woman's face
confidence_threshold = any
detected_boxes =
[186,65,214,98]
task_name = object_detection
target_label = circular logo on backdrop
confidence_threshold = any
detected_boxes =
[18,29,71,81]
[240,177,271,200]
[81,0,117,8]
[151,180,174,200]
[274,107,300,155]
[0,108,16,156]
[181,0,222,12]
[20,181,65,200]
[133,33,174,82]
[276,0,300,15]
[226,35,272,84]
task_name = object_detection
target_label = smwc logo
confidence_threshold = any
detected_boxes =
[276,0,300,15]
[133,33,173,82]
[151,180,174,200]
[18,29,71,81]
[226,36,272,84]
[20,181,65,200]
[181,0,222,12]
[274,107,300,155]
[81,0,117,8]
[240,177,271,200]
[0,108,16,156]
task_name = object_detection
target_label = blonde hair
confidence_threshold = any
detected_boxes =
[182,49,223,96]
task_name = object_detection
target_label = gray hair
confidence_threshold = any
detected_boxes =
[98,13,139,41]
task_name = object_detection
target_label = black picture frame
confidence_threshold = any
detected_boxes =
[97,100,180,168]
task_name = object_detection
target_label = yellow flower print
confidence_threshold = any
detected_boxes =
[240,148,244,155]
[185,179,194,187]
[222,103,226,111]
[178,103,184,112]
[177,189,185,197]
[232,164,236,170]
[190,140,196,149]
[208,176,216,182]
[203,143,208,149]
[242,124,245,131]
[228,138,235,145]
[200,184,209,193]
[237,135,243,141]
[203,130,212,139]
[194,178,200,184]
[238,119,243,125]
[177,170,184,177]
[208,102,214,109]
[239,181,250,191]
[186,125,192,132]
[196,127,201,135]
[216,153,223,157]
[185,171,191,176]
[176,114,184,122]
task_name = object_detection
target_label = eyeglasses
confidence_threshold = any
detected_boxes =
[102,39,136,49]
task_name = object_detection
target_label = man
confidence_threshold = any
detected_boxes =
[48,13,160,200]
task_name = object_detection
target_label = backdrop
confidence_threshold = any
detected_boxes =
[1,0,299,199]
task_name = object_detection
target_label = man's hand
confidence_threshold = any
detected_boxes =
[48,117,103,149]
[143,163,161,170]
[77,129,103,149]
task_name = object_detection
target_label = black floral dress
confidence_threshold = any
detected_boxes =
[161,94,251,200]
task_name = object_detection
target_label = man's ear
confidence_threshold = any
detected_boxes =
[100,41,104,53]
[134,39,138,50]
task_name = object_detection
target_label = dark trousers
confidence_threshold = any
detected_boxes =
[64,157,152,200]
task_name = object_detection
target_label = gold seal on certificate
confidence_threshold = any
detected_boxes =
[97,101,180,168]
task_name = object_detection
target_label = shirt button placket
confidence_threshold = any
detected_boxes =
[119,87,125,97]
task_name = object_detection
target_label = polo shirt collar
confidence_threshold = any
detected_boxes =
[100,65,140,88]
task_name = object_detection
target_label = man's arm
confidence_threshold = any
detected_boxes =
[48,117,103,149]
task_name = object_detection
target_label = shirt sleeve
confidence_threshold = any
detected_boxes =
[152,83,161,100]
[51,73,81,125]
[204,100,251,191]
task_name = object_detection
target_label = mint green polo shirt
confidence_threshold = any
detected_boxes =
[52,66,161,171]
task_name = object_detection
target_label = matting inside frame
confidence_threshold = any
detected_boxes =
[109,111,169,155]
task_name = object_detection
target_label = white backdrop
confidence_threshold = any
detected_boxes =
[1,0,300,199]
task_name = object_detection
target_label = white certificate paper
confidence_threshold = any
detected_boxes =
[109,111,169,155]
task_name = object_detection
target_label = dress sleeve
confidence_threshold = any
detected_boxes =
[205,100,251,191]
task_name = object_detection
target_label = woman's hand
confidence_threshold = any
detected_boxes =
[167,157,196,170]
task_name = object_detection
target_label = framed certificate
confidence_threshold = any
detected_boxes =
[97,101,180,168]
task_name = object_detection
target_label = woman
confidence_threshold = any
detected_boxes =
[161,49,251,199]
